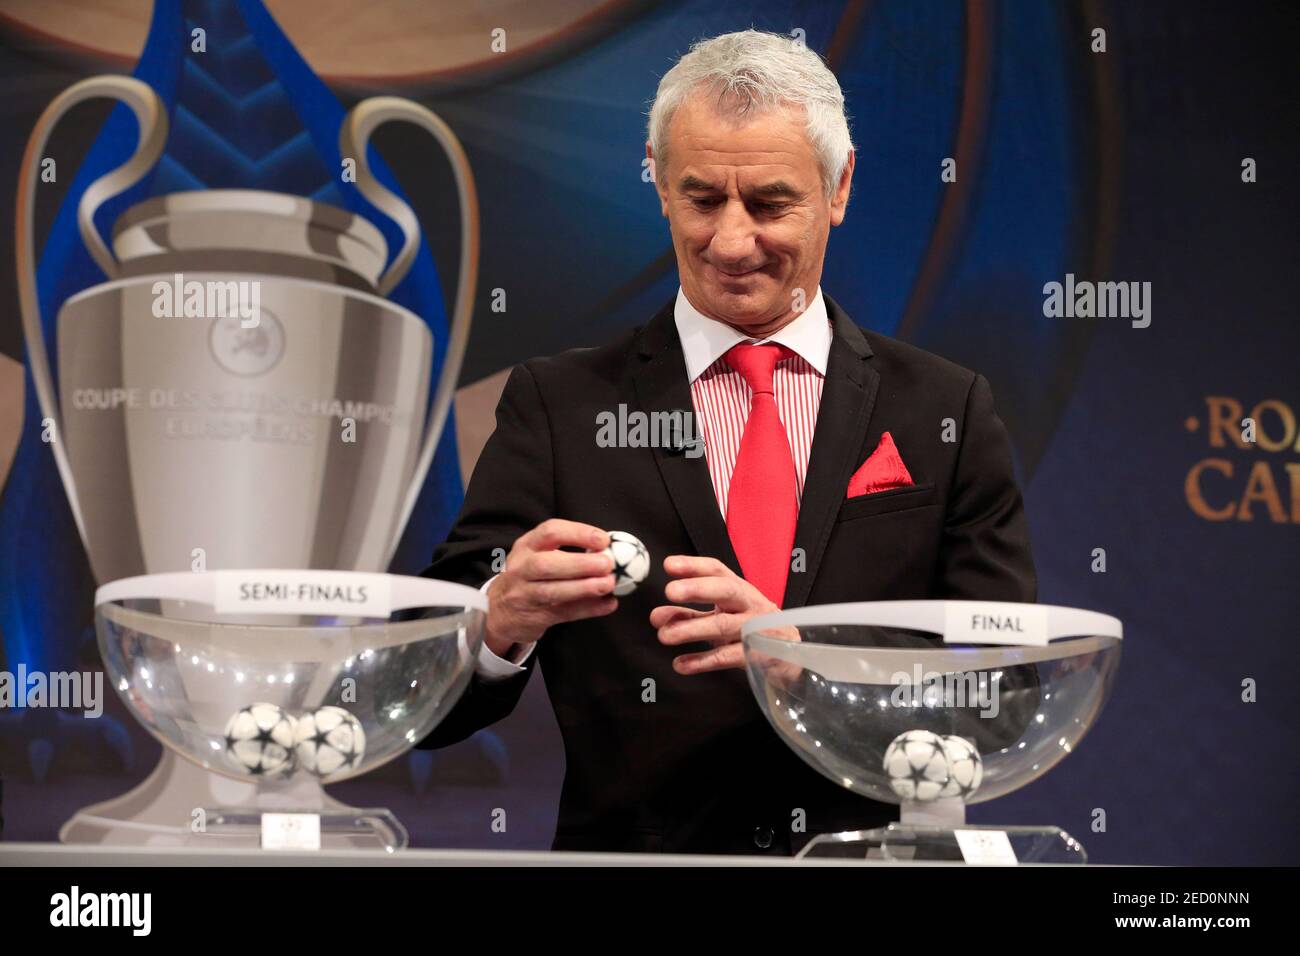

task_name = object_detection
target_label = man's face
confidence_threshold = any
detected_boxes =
[650,91,853,336]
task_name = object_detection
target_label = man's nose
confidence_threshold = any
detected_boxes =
[709,201,759,264]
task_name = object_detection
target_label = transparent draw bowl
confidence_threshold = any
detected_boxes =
[94,570,486,785]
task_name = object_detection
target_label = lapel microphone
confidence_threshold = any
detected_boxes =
[664,409,705,458]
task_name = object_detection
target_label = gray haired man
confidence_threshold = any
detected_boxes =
[418,29,1036,855]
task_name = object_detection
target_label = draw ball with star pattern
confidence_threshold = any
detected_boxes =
[602,531,650,596]
[883,729,952,801]
[222,702,298,777]
[939,734,984,799]
[294,705,367,780]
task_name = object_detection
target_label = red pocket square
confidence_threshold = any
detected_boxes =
[847,432,914,498]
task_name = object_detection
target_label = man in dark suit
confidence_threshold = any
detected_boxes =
[417,29,1035,854]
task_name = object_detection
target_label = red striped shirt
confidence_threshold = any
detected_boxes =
[689,349,825,517]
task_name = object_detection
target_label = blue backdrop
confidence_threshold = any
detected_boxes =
[0,0,1295,864]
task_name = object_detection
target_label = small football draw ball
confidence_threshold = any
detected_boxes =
[938,735,984,799]
[882,729,951,801]
[223,702,297,777]
[603,531,650,596]
[294,705,367,780]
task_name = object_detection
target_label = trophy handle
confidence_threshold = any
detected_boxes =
[15,75,168,544]
[339,97,480,563]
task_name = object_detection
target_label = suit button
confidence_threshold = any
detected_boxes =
[753,826,774,849]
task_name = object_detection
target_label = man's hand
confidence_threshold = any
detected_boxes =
[484,519,617,657]
[651,555,779,675]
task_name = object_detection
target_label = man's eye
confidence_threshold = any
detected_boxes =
[753,202,786,213]
[688,196,721,208]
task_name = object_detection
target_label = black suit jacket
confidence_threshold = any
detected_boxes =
[417,293,1036,854]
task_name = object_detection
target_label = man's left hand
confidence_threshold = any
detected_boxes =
[651,555,778,674]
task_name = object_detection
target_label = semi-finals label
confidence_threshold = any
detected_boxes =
[213,570,393,617]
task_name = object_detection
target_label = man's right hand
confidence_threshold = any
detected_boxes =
[483,520,617,658]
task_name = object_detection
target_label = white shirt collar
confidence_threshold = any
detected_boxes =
[673,285,832,383]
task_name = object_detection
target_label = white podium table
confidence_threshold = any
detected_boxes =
[0,842,1012,867]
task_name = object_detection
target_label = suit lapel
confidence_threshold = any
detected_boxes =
[630,299,743,576]
[783,295,878,608]
[629,293,877,595]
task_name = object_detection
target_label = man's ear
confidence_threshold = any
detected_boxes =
[829,148,855,226]
[647,141,669,217]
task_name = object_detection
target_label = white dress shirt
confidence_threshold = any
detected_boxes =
[473,285,832,680]
[678,285,831,513]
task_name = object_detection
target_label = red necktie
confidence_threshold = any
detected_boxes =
[723,343,797,607]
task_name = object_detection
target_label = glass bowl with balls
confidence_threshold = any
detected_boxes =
[83,569,486,850]
[741,600,1122,863]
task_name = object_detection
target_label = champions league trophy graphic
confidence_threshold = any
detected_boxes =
[16,71,484,848]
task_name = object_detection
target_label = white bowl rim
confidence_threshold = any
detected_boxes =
[743,600,1121,644]
[94,569,487,616]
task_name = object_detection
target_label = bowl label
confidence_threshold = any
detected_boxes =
[954,829,1019,865]
[214,570,393,617]
[944,602,1049,646]
[261,812,322,851]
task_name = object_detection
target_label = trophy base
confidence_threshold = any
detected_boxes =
[60,749,406,851]
[797,824,1088,864]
